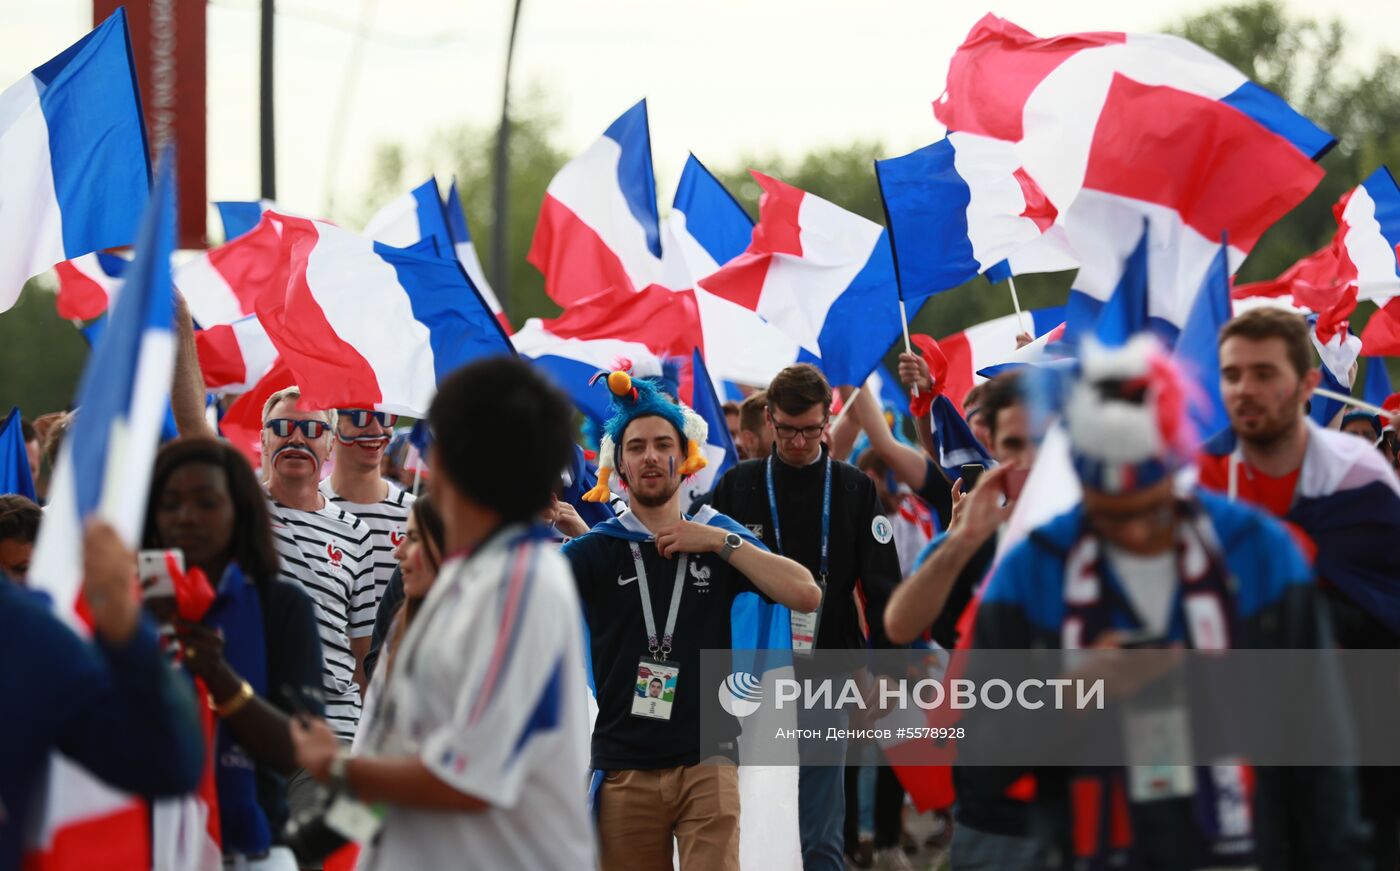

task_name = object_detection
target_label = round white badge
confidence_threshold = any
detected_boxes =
[871,515,893,545]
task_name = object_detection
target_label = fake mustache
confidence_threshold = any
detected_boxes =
[272,444,320,469]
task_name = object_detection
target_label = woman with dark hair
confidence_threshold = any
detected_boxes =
[143,438,325,869]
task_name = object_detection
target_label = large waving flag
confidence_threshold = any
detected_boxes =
[0,9,150,312]
[529,99,662,305]
[668,156,803,389]
[54,252,129,321]
[935,14,1332,336]
[1362,299,1400,357]
[0,408,37,500]
[874,133,1074,295]
[679,350,739,507]
[514,286,689,423]
[174,216,289,327]
[24,149,180,871]
[700,172,907,387]
[254,214,514,415]
[444,179,509,329]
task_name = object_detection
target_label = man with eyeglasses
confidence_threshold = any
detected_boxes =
[261,387,376,847]
[710,363,903,871]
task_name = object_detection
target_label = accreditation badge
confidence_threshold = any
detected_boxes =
[790,578,827,656]
[631,658,681,721]
[1124,701,1196,802]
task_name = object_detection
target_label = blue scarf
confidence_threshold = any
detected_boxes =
[203,563,271,856]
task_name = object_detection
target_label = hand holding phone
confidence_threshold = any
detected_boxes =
[960,463,984,491]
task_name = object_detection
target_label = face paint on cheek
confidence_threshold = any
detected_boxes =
[669,455,675,479]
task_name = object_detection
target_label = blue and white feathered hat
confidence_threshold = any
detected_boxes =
[582,366,709,503]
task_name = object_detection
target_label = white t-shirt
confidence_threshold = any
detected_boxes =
[319,478,415,608]
[357,526,595,870]
[1104,545,1177,636]
[265,498,375,741]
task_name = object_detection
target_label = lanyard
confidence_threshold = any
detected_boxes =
[766,454,832,581]
[627,541,688,660]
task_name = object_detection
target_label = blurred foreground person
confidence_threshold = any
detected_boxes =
[970,337,1366,870]
[290,357,594,869]
[0,520,204,869]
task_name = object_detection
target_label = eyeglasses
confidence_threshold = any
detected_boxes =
[769,415,829,441]
[264,418,330,439]
[338,410,398,429]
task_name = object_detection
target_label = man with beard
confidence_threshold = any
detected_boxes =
[1198,308,1400,869]
[565,370,819,871]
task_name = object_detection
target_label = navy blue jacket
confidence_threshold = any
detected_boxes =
[0,583,205,870]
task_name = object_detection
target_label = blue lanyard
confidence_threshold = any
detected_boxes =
[766,454,832,581]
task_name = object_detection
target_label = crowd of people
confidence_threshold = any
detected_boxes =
[3,297,1400,871]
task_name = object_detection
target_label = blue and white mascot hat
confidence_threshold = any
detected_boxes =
[582,366,709,503]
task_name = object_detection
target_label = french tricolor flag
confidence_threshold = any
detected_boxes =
[934,306,1065,413]
[195,313,279,395]
[444,179,509,330]
[875,132,1074,295]
[25,151,208,871]
[513,286,689,423]
[529,99,662,305]
[936,14,1333,337]
[53,252,128,321]
[668,156,803,389]
[1336,166,1400,303]
[700,172,908,388]
[254,214,514,415]
[174,216,289,327]
[0,9,150,313]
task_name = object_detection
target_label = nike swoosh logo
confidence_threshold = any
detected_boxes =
[617,575,638,587]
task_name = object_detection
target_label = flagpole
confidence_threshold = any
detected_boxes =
[412,463,423,496]
[832,387,862,429]
[874,159,920,398]
[1312,387,1395,418]
[1006,275,1029,335]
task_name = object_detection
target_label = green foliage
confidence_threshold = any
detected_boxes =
[0,278,89,417]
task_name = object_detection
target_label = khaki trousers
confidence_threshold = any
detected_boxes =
[597,762,740,871]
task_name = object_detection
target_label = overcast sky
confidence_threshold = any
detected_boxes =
[2,0,1393,225]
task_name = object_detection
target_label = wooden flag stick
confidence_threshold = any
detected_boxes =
[832,386,863,429]
[1313,387,1395,419]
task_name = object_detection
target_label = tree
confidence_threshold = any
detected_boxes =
[0,278,89,417]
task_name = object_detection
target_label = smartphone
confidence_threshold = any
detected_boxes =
[960,464,985,491]
[138,549,183,600]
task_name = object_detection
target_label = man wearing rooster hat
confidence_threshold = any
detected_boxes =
[564,366,820,871]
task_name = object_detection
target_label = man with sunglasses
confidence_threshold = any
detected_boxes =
[260,387,376,841]
[710,363,903,871]
[321,407,415,601]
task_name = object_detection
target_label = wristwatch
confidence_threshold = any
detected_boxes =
[719,532,744,563]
